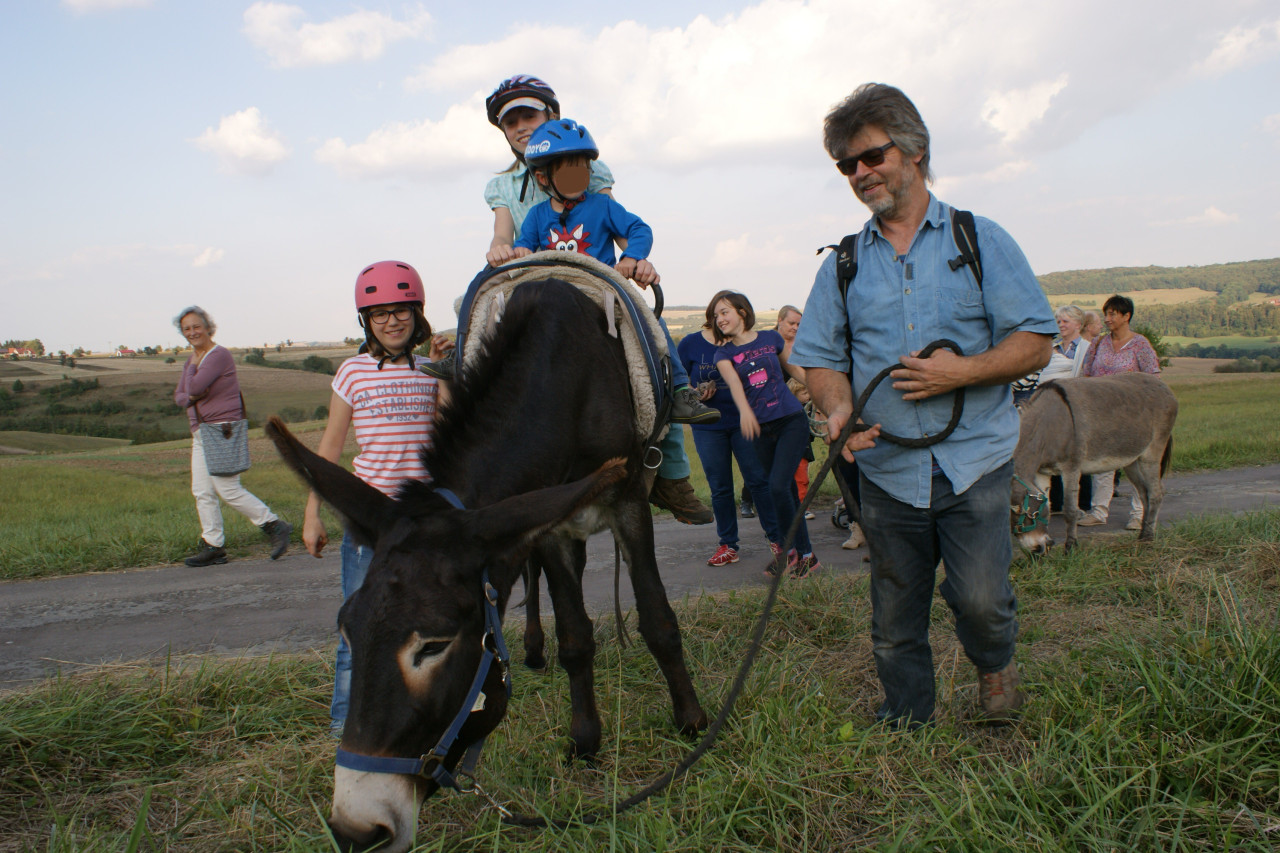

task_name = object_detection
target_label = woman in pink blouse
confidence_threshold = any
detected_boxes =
[1078,294,1162,529]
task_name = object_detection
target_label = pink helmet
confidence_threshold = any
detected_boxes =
[354,261,424,311]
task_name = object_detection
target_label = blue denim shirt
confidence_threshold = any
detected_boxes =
[791,195,1056,507]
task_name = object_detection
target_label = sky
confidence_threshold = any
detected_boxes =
[2,0,1278,355]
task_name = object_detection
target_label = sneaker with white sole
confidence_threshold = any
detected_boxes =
[788,554,820,579]
[707,544,739,566]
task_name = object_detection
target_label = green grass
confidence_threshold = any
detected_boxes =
[1165,374,1280,471]
[1164,335,1280,350]
[0,424,345,580]
[2,510,1278,850]
[0,431,131,454]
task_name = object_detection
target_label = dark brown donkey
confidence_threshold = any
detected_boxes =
[267,279,706,853]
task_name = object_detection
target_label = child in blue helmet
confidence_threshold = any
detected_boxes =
[512,118,717,402]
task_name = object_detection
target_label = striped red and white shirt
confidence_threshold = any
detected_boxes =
[332,354,439,496]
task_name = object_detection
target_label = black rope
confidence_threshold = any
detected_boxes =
[493,339,967,828]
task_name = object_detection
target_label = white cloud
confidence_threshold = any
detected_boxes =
[705,232,812,271]
[1195,18,1280,76]
[314,102,494,178]
[191,108,290,175]
[981,75,1069,144]
[243,2,431,68]
[1154,206,1241,227]
[192,247,225,267]
[1264,113,1280,137]
[62,0,151,11]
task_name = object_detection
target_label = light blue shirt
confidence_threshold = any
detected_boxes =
[790,195,1056,507]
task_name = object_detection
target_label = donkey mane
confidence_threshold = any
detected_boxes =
[412,281,612,501]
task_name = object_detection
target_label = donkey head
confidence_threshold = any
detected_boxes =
[265,418,624,852]
[1009,472,1052,556]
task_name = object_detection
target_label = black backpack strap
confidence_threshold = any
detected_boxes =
[947,209,983,288]
[816,231,860,303]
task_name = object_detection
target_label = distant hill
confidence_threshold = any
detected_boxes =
[1038,258,1280,297]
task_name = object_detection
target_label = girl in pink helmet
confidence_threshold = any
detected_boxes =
[302,260,452,736]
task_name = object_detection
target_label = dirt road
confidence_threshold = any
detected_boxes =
[3,464,1277,688]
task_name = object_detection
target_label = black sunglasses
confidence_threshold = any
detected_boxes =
[835,141,896,176]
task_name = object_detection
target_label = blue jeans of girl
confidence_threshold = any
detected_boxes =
[692,426,781,547]
[331,532,373,729]
[753,410,812,556]
[859,460,1018,726]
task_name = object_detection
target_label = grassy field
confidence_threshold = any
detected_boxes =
[1047,288,1220,308]
[2,371,1278,581]
[1,509,1277,851]
[1163,335,1280,350]
[0,431,130,455]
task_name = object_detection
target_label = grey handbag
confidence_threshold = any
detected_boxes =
[194,395,250,476]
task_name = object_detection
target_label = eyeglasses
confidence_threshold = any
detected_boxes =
[368,306,413,325]
[835,141,896,176]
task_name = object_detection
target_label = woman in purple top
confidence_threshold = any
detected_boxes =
[1079,294,1162,529]
[173,306,291,567]
[711,291,819,579]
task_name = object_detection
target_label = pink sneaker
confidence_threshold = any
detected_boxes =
[764,542,797,577]
[707,544,739,566]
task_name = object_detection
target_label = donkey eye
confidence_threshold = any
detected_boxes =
[412,639,451,667]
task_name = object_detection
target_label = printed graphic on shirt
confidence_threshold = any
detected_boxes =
[544,223,593,255]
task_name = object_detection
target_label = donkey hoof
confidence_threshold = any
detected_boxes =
[523,652,547,671]
[676,706,709,737]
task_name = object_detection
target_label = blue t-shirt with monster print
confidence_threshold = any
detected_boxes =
[514,192,653,266]
[713,329,803,425]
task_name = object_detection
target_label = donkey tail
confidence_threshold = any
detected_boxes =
[1160,435,1173,477]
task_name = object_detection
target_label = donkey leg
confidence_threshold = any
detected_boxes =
[616,500,708,736]
[521,559,547,671]
[1061,469,1081,552]
[535,536,601,760]
[1124,460,1162,542]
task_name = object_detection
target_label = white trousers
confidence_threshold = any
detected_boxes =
[1090,471,1144,520]
[191,429,275,546]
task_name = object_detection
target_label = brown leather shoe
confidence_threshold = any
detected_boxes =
[649,476,714,524]
[976,661,1025,723]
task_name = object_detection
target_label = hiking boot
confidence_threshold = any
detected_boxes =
[842,522,866,550]
[1077,508,1107,527]
[740,501,755,518]
[649,476,714,524]
[261,519,293,560]
[670,386,721,425]
[420,351,456,380]
[707,544,739,566]
[788,554,820,579]
[976,661,1025,723]
[184,539,227,567]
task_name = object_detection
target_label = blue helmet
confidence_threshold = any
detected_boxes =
[523,119,599,170]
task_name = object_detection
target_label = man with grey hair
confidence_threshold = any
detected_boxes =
[791,83,1056,728]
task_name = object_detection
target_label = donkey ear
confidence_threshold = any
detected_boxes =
[466,457,627,545]
[265,416,394,547]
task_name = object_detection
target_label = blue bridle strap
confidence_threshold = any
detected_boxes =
[334,486,511,789]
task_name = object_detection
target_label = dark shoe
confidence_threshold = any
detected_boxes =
[261,519,293,560]
[669,386,721,425]
[976,661,1025,723]
[788,554,820,579]
[740,501,755,519]
[763,542,795,578]
[184,539,227,567]
[420,352,455,380]
[649,476,714,524]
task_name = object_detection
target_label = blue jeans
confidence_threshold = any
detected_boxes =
[660,319,689,388]
[859,460,1018,725]
[692,426,782,547]
[331,533,373,727]
[753,411,813,556]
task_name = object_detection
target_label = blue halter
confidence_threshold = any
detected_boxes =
[335,487,511,790]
